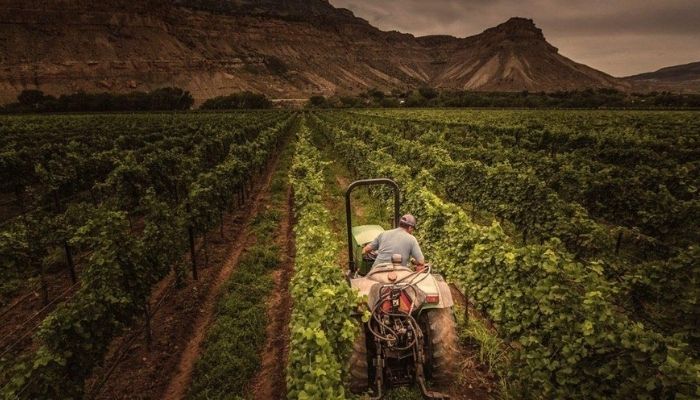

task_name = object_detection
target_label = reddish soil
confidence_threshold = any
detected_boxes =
[448,286,498,400]
[249,185,295,400]
[0,264,79,362]
[83,150,285,400]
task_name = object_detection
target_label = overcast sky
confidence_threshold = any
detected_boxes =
[329,0,700,77]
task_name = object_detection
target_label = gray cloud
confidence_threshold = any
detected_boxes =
[329,0,700,76]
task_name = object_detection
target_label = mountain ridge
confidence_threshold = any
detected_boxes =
[624,62,700,93]
[0,0,660,104]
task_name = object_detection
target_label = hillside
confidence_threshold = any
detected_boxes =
[625,62,700,93]
[0,0,629,104]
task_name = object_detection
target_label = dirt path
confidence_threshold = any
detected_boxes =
[249,185,295,399]
[83,147,287,400]
[161,158,284,400]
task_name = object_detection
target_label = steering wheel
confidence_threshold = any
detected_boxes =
[364,250,378,261]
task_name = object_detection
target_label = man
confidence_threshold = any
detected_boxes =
[362,214,425,270]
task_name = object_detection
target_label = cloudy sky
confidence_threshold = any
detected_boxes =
[329,0,700,77]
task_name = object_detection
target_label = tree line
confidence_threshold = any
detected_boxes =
[1,88,195,113]
[306,87,700,109]
[0,89,274,113]
[4,86,700,113]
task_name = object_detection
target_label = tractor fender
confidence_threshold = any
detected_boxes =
[434,278,454,308]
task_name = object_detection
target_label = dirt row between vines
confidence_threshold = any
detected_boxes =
[85,143,289,400]
[249,183,295,399]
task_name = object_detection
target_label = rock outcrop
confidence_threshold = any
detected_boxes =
[0,0,630,104]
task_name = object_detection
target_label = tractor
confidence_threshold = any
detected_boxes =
[344,179,458,399]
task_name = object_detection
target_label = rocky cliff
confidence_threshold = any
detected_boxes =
[0,0,629,104]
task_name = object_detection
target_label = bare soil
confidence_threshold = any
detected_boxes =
[84,153,285,400]
[249,185,295,400]
[448,286,498,400]
[0,264,79,361]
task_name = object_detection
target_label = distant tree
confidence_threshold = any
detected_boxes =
[367,88,385,101]
[4,86,699,114]
[404,90,427,107]
[418,87,438,100]
[338,96,363,108]
[306,95,329,108]
[200,91,272,110]
[380,97,400,107]
[17,90,47,108]
[149,87,194,110]
[5,87,193,113]
[390,88,404,97]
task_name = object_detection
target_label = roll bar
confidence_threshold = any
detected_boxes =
[345,178,400,274]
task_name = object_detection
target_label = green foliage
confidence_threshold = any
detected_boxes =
[99,152,150,211]
[147,87,195,110]
[339,96,365,108]
[0,112,293,399]
[418,87,439,100]
[625,246,700,353]
[306,95,331,109]
[3,208,142,398]
[454,305,513,398]
[454,306,509,374]
[3,87,194,113]
[404,90,428,107]
[188,238,281,399]
[289,88,700,110]
[406,188,700,398]
[313,110,700,399]
[200,91,273,110]
[286,120,362,399]
[17,89,47,107]
[0,219,33,304]
[1,197,186,398]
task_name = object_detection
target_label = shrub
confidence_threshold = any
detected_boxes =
[200,91,273,110]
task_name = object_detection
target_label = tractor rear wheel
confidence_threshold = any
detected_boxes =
[347,324,369,394]
[425,308,459,386]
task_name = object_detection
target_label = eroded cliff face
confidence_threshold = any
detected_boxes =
[0,0,627,104]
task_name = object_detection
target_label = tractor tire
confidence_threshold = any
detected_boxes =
[425,308,459,387]
[347,325,370,394]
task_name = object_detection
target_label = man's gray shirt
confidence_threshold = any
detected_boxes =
[370,227,424,267]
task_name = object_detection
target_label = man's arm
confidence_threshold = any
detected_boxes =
[363,233,381,255]
[412,238,426,270]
